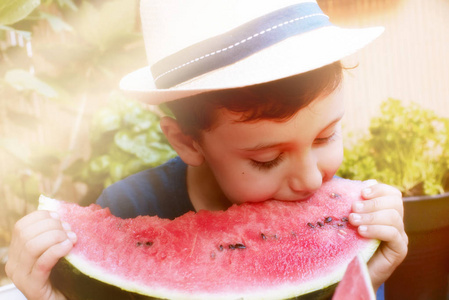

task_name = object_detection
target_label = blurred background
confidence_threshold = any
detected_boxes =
[1,0,448,298]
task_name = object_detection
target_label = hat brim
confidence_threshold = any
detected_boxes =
[120,25,384,104]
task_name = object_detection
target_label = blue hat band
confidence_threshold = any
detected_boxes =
[151,2,331,89]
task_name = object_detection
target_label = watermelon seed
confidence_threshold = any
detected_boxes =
[341,217,349,222]
[261,233,267,240]
[229,243,246,250]
[317,222,324,227]
[136,241,153,247]
[307,223,315,228]
[235,243,246,249]
[324,217,333,223]
[330,193,341,198]
[210,251,216,259]
[218,245,224,251]
[337,223,343,227]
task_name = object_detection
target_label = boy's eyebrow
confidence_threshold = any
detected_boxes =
[319,113,344,132]
[240,114,344,152]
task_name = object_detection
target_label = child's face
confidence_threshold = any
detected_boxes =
[196,89,344,205]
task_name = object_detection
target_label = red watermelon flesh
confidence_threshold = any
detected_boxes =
[39,178,380,300]
[332,255,376,300]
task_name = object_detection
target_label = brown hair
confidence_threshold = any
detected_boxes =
[165,61,344,140]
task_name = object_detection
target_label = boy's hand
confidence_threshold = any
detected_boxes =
[349,181,408,291]
[5,210,77,300]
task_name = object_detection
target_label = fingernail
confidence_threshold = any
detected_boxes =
[351,213,362,221]
[354,202,364,211]
[61,239,71,247]
[62,222,71,231]
[50,212,60,219]
[359,225,368,232]
[362,187,372,196]
[363,179,378,186]
[67,231,77,242]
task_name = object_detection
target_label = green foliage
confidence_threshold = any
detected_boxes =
[66,93,176,203]
[0,0,146,248]
[338,98,449,196]
[5,69,58,98]
[0,0,40,26]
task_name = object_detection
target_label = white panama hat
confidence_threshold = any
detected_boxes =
[120,0,384,104]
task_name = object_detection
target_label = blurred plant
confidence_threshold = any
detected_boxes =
[338,98,449,196]
[0,0,147,249]
[66,93,176,205]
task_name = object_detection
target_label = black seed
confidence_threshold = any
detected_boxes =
[317,222,324,227]
[229,244,236,250]
[307,222,315,228]
[261,233,267,240]
[324,217,333,223]
[337,223,343,227]
[235,243,246,249]
[330,193,341,199]
[218,245,224,251]
[136,242,143,247]
[145,241,153,247]
[341,217,349,222]
[274,234,278,239]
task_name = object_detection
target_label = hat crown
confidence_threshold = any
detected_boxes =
[121,0,383,104]
[140,0,316,65]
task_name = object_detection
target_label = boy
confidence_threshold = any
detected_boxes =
[6,1,408,299]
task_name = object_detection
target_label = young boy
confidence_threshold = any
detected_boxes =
[6,1,408,299]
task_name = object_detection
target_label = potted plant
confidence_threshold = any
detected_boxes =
[338,98,449,300]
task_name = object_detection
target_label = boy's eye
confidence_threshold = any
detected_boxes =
[314,131,337,145]
[250,153,284,170]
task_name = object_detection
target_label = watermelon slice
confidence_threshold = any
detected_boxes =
[332,255,376,300]
[40,178,380,300]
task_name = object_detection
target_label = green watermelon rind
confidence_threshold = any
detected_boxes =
[39,195,380,300]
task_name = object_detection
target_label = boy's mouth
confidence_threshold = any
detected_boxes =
[271,193,314,202]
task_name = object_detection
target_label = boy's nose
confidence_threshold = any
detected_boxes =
[288,155,323,193]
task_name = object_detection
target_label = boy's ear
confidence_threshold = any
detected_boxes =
[160,116,204,166]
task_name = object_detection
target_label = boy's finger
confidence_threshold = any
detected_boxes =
[352,195,404,217]
[361,224,408,266]
[11,239,73,300]
[15,229,72,280]
[13,210,60,234]
[18,217,68,244]
[349,209,404,230]
[361,183,402,199]
[30,238,74,286]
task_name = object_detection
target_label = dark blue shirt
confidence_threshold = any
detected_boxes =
[97,156,193,219]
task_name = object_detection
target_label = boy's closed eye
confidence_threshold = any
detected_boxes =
[250,153,285,170]
[313,130,338,145]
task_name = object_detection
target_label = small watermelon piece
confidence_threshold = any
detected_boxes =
[39,178,380,300]
[332,255,376,300]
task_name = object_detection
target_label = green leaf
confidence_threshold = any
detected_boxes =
[0,0,41,25]
[338,98,449,196]
[57,0,77,11]
[39,12,73,32]
[5,69,58,98]
[0,25,31,39]
[0,138,31,166]
[75,0,137,49]
[6,108,40,129]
